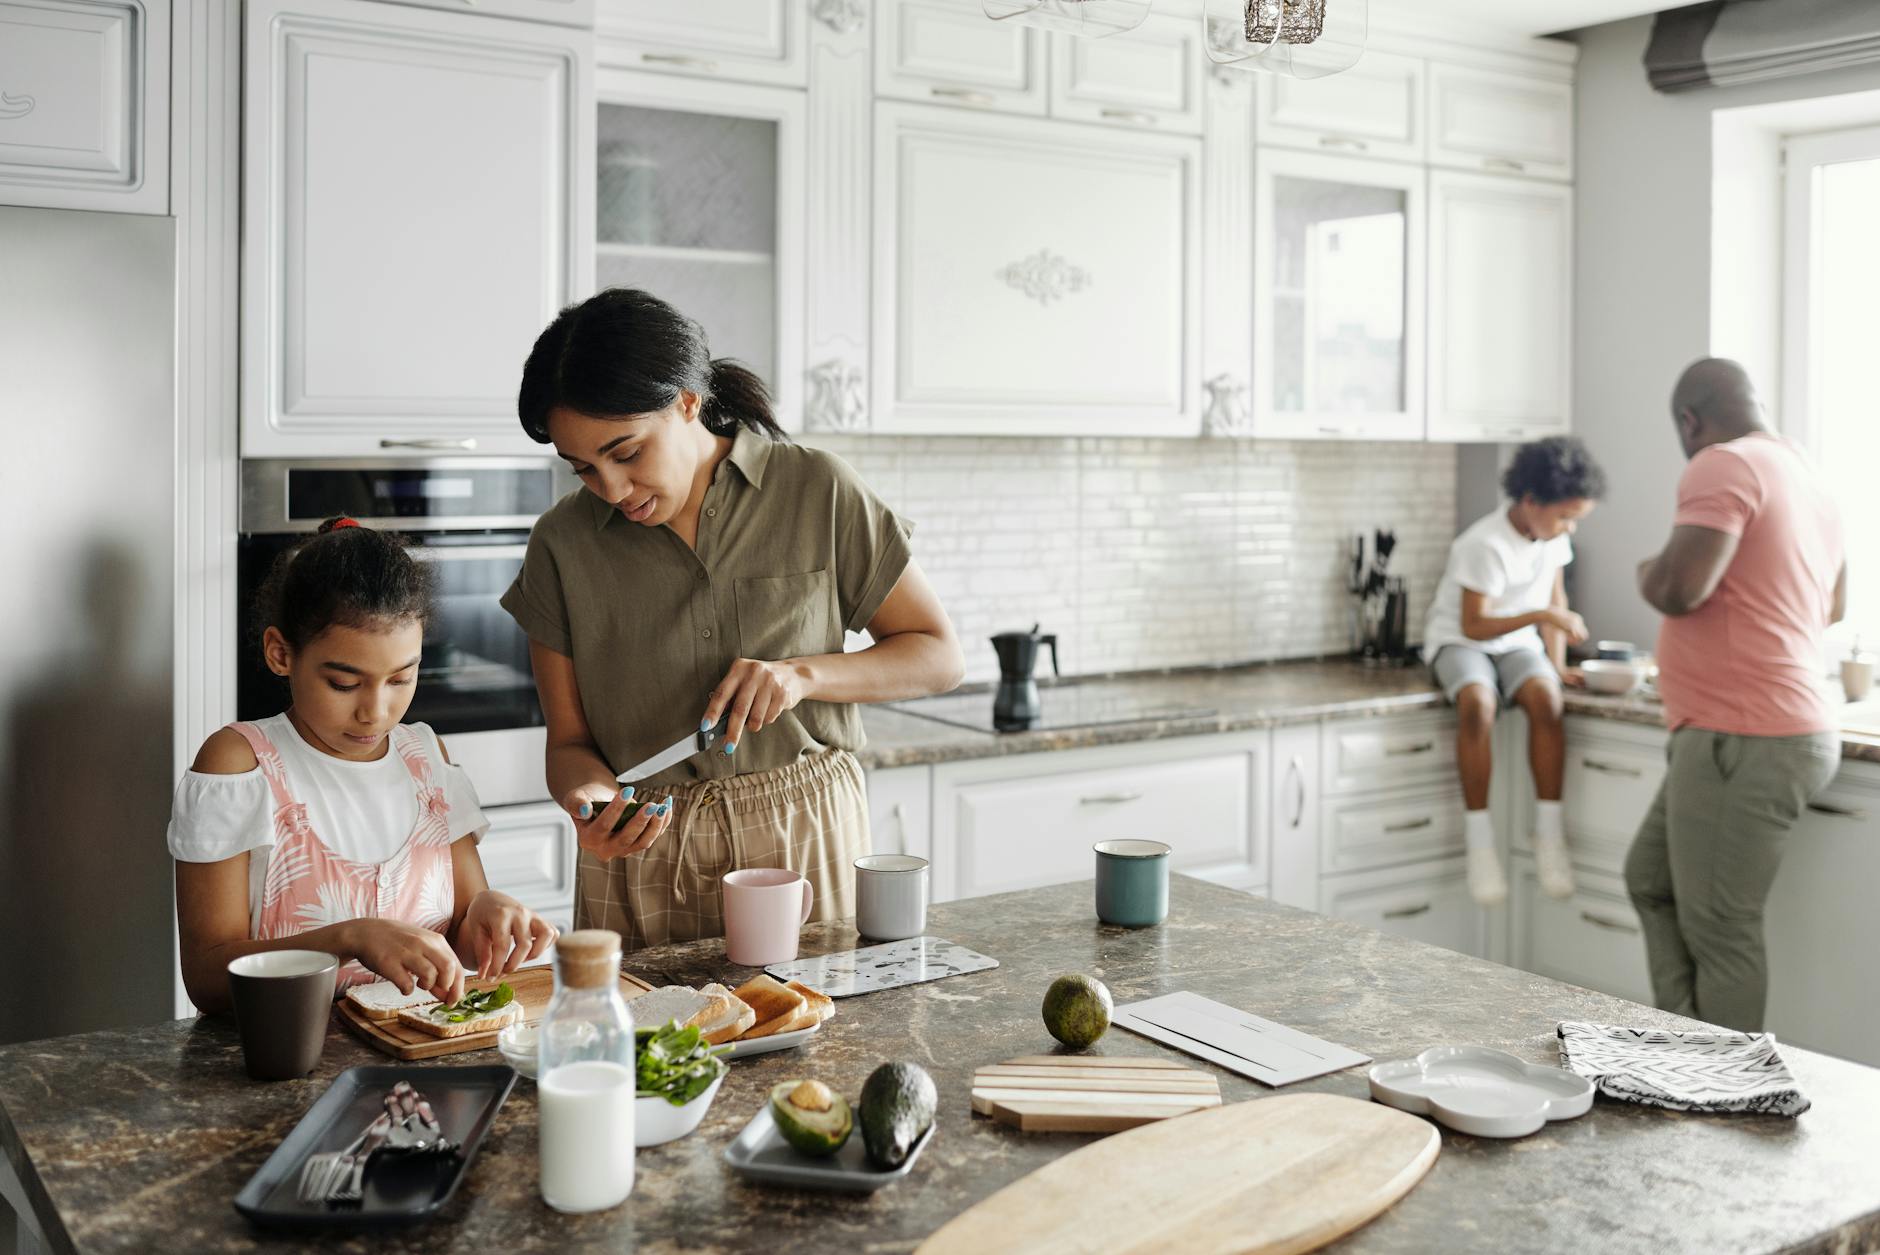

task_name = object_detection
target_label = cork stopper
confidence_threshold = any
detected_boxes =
[555,929,622,990]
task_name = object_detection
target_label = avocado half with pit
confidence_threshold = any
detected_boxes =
[769,1080,853,1156]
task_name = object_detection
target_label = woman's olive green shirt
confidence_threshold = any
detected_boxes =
[500,430,914,789]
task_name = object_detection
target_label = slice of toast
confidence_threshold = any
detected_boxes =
[733,974,806,1039]
[698,982,757,1045]
[344,980,441,1023]
[397,998,523,1039]
[786,980,836,1025]
[626,985,715,1032]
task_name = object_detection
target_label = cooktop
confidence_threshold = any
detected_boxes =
[886,689,1217,735]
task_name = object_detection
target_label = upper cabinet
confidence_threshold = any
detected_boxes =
[1426,171,1572,443]
[1253,149,1424,441]
[242,0,592,457]
[872,103,1200,435]
[1427,63,1572,182]
[596,0,807,87]
[876,0,1049,115]
[595,70,805,431]
[384,0,594,26]
[1049,12,1203,135]
[0,0,169,214]
[1255,50,1423,165]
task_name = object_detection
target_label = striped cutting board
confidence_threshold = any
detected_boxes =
[970,1054,1222,1133]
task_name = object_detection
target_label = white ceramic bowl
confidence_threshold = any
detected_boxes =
[635,1072,725,1147]
[496,1022,539,1079]
[1580,659,1648,695]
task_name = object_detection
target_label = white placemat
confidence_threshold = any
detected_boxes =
[1115,991,1371,1086]
[765,937,999,998]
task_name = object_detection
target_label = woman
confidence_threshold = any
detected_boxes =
[501,288,964,949]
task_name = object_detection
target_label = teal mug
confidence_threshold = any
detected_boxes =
[1094,840,1171,927]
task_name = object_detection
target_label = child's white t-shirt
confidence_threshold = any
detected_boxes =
[1423,505,1573,655]
[167,713,488,934]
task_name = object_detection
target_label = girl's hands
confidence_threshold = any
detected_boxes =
[458,890,557,980]
[560,782,675,862]
[343,918,466,1006]
[705,658,809,757]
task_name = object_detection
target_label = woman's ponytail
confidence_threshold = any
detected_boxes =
[701,358,786,439]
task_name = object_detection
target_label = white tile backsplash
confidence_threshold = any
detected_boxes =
[808,434,1455,685]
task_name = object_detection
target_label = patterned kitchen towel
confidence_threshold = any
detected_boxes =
[1555,1021,1810,1117]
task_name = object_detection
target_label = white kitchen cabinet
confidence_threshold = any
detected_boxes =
[1428,63,1572,182]
[384,0,593,28]
[1319,711,1456,796]
[1509,857,1653,1007]
[1254,50,1423,165]
[930,733,1267,903]
[1425,171,1571,444]
[1267,722,1320,908]
[1321,857,1486,958]
[241,0,592,457]
[0,0,168,214]
[1512,717,1664,874]
[1321,786,1465,875]
[873,103,1200,436]
[596,0,806,87]
[864,765,933,862]
[1253,149,1425,441]
[876,0,1047,115]
[595,70,805,431]
[480,801,577,933]
[1048,12,1202,135]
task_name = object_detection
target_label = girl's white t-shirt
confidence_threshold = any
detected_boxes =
[1423,505,1573,655]
[167,713,488,934]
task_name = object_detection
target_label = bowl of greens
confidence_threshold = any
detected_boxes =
[634,1021,730,1147]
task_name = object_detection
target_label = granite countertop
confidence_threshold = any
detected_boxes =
[857,658,1880,769]
[6,878,1880,1254]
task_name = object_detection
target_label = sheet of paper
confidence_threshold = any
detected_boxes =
[1114,991,1371,1087]
[764,937,999,998]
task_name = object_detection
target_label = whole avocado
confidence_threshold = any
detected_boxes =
[858,1062,937,1168]
[1042,974,1113,1049]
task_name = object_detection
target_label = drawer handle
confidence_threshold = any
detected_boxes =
[931,86,996,106]
[1383,902,1432,919]
[643,52,720,72]
[379,437,477,450]
[1581,758,1644,779]
[1100,108,1159,126]
[1385,742,1436,758]
[1484,156,1528,173]
[1579,910,1639,935]
[1383,817,1434,834]
[1080,791,1145,806]
[1317,134,1370,152]
[1287,755,1306,829]
[1807,801,1867,820]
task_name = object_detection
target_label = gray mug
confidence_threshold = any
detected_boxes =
[227,950,339,1081]
[855,855,929,941]
[1094,840,1171,928]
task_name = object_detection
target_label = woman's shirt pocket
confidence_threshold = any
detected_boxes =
[736,568,837,661]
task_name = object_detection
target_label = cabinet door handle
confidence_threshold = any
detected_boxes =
[643,52,720,72]
[1317,134,1370,152]
[379,437,478,451]
[1288,755,1306,829]
[1384,816,1434,834]
[1080,791,1144,806]
[1384,902,1432,919]
[888,802,908,855]
[1807,801,1867,820]
[931,86,996,106]
[1385,742,1436,758]
[1100,108,1159,126]
[1484,156,1528,173]
[1580,910,1640,935]
[1581,758,1644,779]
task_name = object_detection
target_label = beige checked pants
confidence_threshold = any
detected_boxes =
[573,748,870,952]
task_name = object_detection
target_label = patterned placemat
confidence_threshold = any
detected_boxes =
[1556,1021,1811,1117]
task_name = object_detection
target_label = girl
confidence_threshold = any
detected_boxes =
[501,287,964,950]
[170,518,556,1013]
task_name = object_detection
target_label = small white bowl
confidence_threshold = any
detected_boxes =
[635,1072,725,1147]
[1580,659,1648,696]
[497,1022,539,1079]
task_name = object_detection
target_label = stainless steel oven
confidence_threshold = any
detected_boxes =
[237,458,571,806]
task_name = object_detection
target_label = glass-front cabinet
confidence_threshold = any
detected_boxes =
[592,70,804,428]
[1252,149,1425,440]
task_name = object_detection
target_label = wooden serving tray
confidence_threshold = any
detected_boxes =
[336,965,654,1061]
[971,1054,1222,1133]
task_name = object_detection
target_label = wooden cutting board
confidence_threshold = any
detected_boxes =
[971,1054,1222,1133]
[336,965,654,1061]
[921,1093,1439,1255]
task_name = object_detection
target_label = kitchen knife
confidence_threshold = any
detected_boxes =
[614,715,731,785]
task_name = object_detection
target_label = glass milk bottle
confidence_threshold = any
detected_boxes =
[537,929,636,1212]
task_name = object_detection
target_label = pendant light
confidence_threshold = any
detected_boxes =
[982,0,1152,39]
[1204,0,1368,79]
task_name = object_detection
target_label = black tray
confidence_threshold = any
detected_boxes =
[234,1065,516,1230]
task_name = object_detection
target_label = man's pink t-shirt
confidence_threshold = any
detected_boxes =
[1655,434,1844,737]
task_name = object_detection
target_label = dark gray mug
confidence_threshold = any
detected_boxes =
[227,950,339,1081]
[1094,840,1171,927]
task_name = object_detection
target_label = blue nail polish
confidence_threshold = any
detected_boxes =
[701,717,714,732]
[577,801,592,819]
[725,742,738,757]
[620,785,636,802]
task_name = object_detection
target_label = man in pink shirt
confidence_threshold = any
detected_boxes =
[1627,358,1846,1032]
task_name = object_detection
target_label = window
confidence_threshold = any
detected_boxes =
[1783,124,1880,648]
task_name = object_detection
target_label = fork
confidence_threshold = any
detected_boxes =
[297,1082,454,1204]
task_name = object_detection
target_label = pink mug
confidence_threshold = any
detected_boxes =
[722,868,814,966]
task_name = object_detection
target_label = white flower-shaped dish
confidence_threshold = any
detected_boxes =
[1368,1045,1594,1138]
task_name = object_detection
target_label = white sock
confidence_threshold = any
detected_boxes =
[1535,800,1564,842]
[1465,809,1495,852]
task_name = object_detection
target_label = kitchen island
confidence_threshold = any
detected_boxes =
[5,877,1880,1254]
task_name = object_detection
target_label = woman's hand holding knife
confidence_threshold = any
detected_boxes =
[702,658,809,758]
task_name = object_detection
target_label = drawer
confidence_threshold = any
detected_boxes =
[1322,787,1465,875]
[1049,12,1202,134]
[1255,49,1423,163]
[1535,721,1666,875]
[597,0,805,85]
[479,801,576,919]
[876,0,1048,115]
[1321,713,1457,796]
[1427,63,1572,181]
[1320,857,1486,959]
[1510,859,1652,1006]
